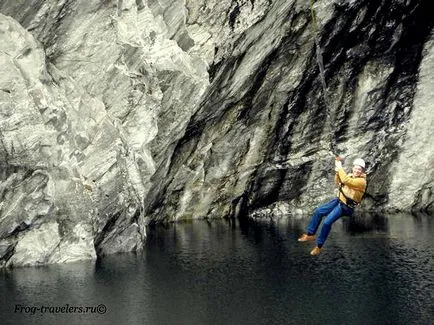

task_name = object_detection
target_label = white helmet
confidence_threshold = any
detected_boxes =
[353,158,365,169]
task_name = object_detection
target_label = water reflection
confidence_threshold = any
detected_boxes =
[341,212,389,234]
[0,213,433,325]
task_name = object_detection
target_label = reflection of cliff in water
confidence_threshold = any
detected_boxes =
[342,212,389,234]
[341,212,433,237]
[3,215,433,324]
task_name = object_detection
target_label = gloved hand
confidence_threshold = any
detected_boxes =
[335,159,342,171]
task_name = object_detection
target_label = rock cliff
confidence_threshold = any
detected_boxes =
[0,0,432,266]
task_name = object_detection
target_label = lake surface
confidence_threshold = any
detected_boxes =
[1,213,433,325]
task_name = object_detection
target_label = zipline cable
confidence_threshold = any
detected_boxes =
[310,0,337,157]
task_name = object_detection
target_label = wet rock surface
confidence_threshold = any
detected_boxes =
[0,0,433,266]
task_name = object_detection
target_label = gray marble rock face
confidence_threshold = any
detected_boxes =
[0,0,433,266]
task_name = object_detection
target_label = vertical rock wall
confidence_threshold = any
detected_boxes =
[387,35,434,212]
[0,0,433,266]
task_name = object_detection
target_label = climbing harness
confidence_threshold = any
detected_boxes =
[338,185,359,208]
[310,0,337,156]
[338,179,368,208]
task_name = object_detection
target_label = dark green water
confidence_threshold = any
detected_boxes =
[1,214,433,325]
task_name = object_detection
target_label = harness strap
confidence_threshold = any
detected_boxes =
[338,180,367,208]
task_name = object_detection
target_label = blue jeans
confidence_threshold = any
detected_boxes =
[307,198,353,247]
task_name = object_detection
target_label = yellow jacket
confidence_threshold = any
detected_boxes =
[334,168,367,206]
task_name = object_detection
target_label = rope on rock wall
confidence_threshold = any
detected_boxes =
[310,0,337,156]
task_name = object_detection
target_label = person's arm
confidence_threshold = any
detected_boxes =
[334,159,342,186]
[334,172,341,186]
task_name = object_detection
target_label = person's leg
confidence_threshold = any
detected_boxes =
[316,203,344,247]
[306,198,340,235]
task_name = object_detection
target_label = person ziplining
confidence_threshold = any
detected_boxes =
[294,3,368,255]
[298,158,367,255]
